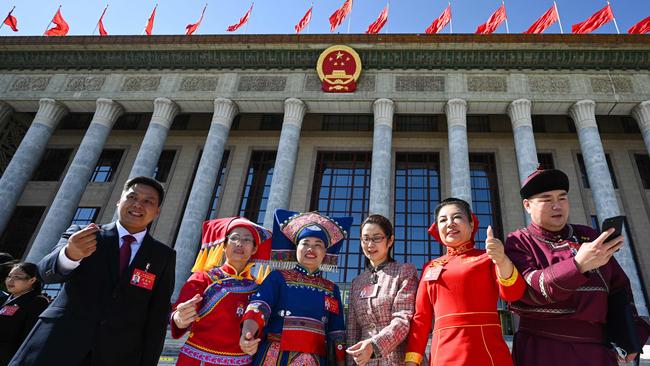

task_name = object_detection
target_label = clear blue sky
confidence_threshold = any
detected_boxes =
[1,0,649,36]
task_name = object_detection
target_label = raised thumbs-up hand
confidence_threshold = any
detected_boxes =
[485,225,506,266]
[172,293,203,329]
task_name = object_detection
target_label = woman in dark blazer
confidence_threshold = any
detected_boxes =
[0,262,49,365]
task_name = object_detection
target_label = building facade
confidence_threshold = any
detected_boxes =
[0,35,649,320]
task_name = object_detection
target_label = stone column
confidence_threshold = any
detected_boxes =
[0,99,67,237]
[173,98,237,299]
[368,98,394,218]
[129,98,179,178]
[262,98,306,228]
[445,99,472,206]
[569,100,648,316]
[631,101,650,157]
[0,101,13,129]
[27,98,123,262]
[508,99,538,224]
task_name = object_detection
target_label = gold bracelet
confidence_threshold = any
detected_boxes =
[405,352,423,365]
[498,266,519,287]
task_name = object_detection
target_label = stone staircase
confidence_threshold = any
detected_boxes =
[157,330,186,365]
[157,332,650,366]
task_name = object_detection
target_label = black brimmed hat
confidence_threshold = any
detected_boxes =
[520,167,569,199]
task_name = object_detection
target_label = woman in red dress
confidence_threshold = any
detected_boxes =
[405,198,525,366]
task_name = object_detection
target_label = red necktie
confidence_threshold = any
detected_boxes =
[119,235,136,276]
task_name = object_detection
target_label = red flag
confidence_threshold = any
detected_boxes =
[227,3,253,32]
[98,7,108,36]
[365,5,388,34]
[524,4,559,34]
[186,4,207,35]
[294,6,312,34]
[3,8,18,32]
[425,5,451,34]
[572,4,614,34]
[45,8,70,36]
[329,0,352,32]
[628,15,650,34]
[145,5,157,36]
[475,4,506,34]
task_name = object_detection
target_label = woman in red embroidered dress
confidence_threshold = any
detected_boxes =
[171,217,272,366]
[404,198,525,366]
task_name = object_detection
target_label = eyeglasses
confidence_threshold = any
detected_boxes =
[6,275,30,281]
[228,234,255,246]
[361,236,386,244]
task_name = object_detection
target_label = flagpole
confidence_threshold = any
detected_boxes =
[346,0,352,34]
[44,5,61,35]
[307,2,313,33]
[554,1,564,34]
[502,0,510,34]
[143,4,157,35]
[608,1,620,34]
[0,6,16,31]
[449,2,453,33]
[245,2,253,35]
[93,4,108,36]
[385,2,389,34]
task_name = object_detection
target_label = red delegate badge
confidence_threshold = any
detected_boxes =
[0,305,19,316]
[324,296,340,314]
[423,266,444,281]
[130,268,156,290]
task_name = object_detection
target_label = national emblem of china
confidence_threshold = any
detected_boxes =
[317,45,362,93]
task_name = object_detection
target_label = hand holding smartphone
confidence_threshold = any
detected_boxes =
[601,215,625,240]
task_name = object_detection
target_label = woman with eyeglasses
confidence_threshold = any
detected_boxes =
[346,214,418,366]
[0,262,49,365]
[404,198,525,366]
[170,217,271,366]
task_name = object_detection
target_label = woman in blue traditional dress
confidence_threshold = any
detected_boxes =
[239,209,353,366]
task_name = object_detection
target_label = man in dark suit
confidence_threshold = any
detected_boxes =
[10,176,176,366]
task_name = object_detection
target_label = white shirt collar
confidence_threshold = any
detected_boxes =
[115,220,147,245]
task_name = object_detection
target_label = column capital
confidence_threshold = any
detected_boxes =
[92,98,124,128]
[212,97,238,128]
[373,98,395,128]
[632,101,650,132]
[569,99,597,130]
[33,98,68,129]
[151,97,179,129]
[283,98,307,127]
[445,98,467,128]
[508,99,533,130]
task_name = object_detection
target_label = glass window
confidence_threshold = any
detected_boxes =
[0,206,46,259]
[634,154,650,189]
[536,153,555,170]
[207,151,231,220]
[309,151,371,283]
[394,115,440,132]
[322,115,373,131]
[90,149,124,183]
[113,114,149,130]
[72,207,100,226]
[576,153,618,189]
[467,116,491,132]
[59,113,92,130]
[32,148,73,181]
[153,150,177,183]
[470,153,503,248]
[261,115,283,130]
[239,151,276,225]
[394,153,441,273]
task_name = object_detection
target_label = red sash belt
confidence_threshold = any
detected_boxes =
[519,317,605,344]
[434,312,502,331]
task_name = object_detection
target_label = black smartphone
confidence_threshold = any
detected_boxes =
[601,215,625,239]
